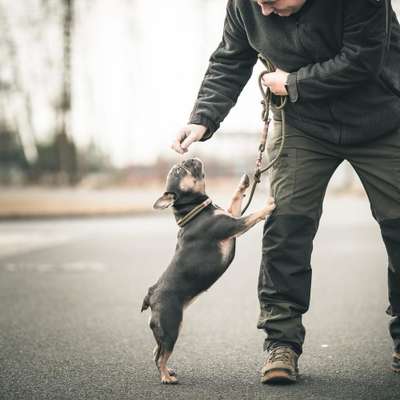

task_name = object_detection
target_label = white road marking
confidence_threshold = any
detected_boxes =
[3,261,107,273]
[0,232,73,259]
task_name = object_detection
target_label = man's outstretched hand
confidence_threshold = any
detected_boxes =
[261,68,289,96]
[170,124,208,154]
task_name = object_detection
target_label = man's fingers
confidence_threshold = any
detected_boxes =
[180,133,199,150]
[170,142,186,154]
[171,142,188,154]
[170,140,183,153]
[170,129,189,154]
[170,125,206,154]
[261,72,273,87]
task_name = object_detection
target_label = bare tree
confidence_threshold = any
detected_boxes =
[39,0,79,184]
[55,0,78,184]
[0,1,38,165]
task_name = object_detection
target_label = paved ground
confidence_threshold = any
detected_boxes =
[0,195,399,400]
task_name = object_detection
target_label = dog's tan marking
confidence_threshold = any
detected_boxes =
[178,175,195,191]
[178,175,204,193]
[219,238,234,263]
[213,209,231,216]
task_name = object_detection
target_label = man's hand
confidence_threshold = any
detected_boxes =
[170,124,208,154]
[261,68,289,96]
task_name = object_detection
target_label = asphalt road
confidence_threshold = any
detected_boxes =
[0,195,399,400]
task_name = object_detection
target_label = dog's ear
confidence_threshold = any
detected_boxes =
[153,192,176,210]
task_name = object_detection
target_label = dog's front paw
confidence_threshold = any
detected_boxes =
[239,174,250,190]
[262,197,276,217]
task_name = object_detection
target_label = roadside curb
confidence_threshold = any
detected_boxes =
[0,208,156,221]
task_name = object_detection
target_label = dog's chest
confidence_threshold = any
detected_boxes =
[218,238,235,265]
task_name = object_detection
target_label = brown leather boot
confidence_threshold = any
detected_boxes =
[260,346,299,384]
[392,352,400,373]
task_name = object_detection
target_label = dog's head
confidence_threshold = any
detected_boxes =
[153,158,206,210]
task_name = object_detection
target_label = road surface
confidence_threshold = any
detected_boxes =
[0,195,399,399]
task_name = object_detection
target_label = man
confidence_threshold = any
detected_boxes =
[171,0,400,384]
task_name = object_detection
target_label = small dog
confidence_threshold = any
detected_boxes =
[141,158,275,384]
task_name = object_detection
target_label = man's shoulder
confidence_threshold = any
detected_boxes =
[228,0,259,23]
[233,0,254,9]
[229,0,255,13]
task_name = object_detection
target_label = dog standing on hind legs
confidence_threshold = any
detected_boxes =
[141,158,275,384]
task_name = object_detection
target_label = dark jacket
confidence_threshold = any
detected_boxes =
[188,0,400,145]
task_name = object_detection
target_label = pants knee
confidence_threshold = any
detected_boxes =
[379,217,400,268]
[259,214,318,310]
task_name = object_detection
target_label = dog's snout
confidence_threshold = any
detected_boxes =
[182,158,204,179]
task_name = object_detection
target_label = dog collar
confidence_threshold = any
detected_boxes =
[176,198,212,228]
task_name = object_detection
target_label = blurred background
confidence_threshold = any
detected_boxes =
[2,0,399,216]
[2,2,400,399]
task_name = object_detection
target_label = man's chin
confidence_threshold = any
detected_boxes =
[274,10,293,17]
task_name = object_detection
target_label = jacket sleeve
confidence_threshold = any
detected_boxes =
[188,0,258,141]
[287,0,390,103]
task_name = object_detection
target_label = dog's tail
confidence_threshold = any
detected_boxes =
[141,293,150,312]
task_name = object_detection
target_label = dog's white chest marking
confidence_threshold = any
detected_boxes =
[219,238,234,263]
[213,209,230,216]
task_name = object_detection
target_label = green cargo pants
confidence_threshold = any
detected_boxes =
[257,113,400,355]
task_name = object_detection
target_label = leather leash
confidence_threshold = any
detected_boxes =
[176,56,287,226]
[240,55,287,216]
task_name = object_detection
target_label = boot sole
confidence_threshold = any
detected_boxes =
[261,369,298,384]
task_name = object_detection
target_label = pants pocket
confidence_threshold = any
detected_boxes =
[266,132,297,206]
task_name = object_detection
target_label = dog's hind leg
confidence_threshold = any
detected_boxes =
[150,307,182,384]
[153,344,176,377]
[150,315,164,369]
[153,344,161,367]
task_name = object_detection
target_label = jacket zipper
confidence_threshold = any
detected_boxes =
[377,0,391,73]
[377,0,400,98]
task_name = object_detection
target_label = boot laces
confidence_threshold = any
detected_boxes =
[269,347,292,363]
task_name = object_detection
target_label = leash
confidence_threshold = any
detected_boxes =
[240,55,287,216]
[176,56,286,226]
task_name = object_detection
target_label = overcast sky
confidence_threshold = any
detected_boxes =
[79,0,400,166]
[71,0,265,166]
[8,0,400,167]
